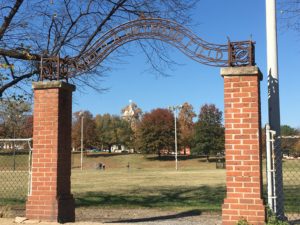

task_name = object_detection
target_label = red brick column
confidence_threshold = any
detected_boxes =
[26,81,75,222]
[221,67,266,225]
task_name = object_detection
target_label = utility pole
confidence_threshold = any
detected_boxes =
[79,111,84,171]
[266,0,285,219]
[169,105,182,171]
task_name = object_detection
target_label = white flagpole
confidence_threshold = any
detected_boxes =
[266,0,285,219]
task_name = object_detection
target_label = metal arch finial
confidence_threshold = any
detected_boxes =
[138,12,146,19]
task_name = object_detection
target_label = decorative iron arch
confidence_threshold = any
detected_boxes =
[41,18,255,80]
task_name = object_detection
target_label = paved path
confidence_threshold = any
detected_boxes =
[1,208,222,225]
[0,213,221,225]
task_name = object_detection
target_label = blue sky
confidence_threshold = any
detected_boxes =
[73,0,300,128]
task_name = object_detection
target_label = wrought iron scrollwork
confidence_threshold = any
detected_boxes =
[40,18,256,81]
[228,41,255,67]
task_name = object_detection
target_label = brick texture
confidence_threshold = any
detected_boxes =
[221,67,266,225]
[26,81,75,222]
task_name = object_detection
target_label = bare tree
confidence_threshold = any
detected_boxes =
[0,0,198,98]
[279,0,300,32]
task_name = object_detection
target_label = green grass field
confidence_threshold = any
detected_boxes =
[71,153,226,211]
[1,153,299,214]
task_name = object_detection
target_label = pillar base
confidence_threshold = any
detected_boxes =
[26,194,75,222]
[58,194,75,223]
[222,198,266,225]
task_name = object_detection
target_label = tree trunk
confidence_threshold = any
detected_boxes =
[206,154,210,162]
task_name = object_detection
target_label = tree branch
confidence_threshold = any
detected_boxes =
[79,0,127,55]
[0,48,40,61]
[0,70,38,97]
[0,0,24,40]
[2,55,15,78]
[53,9,91,54]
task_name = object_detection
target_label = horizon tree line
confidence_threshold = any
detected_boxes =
[1,98,299,158]
[71,101,225,158]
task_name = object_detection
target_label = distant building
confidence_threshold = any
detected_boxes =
[122,101,135,119]
[180,147,191,155]
[121,100,142,132]
[160,147,191,156]
[111,144,134,153]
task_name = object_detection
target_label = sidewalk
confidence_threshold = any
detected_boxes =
[0,219,124,225]
[0,214,222,225]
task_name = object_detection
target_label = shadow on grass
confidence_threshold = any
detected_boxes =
[75,185,226,211]
[284,186,300,214]
[262,185,300,214]
[289,219,300,225]
[109,209,202,223]
[0,198,25,206]
[145,155,222,163]
[84,153,131,158]
[145,155,210,161]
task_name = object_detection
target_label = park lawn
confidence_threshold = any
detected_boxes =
[71,153,226,211]
[71,152,219,170]
[1,153,299,214]
[72,169,226,211]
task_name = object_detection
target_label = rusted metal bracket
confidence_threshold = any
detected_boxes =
[228,41,255,67]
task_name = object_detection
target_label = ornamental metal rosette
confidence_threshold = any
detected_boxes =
[40,18,255,80]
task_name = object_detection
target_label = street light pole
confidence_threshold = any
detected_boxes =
[174,110,178,171]
[79,112,84,171]
[266,0,281,133]
[169,105,182,171]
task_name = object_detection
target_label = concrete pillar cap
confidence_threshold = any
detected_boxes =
[32,81,76,92]
[221,66,263,81]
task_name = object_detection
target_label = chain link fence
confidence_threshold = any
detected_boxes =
[0,139,32,206]
[280,135,300,224]
[266,125,300,224]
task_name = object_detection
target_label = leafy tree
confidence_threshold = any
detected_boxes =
[178,102,196,154]
[94,114,111,150]
[94,114,132,151]
[0,0,197,98]
[72,111,96,150]
[0,98,32,138]
[293,140,300,157]
[280,124,299,156]
[281,125,298,136]
[137,108,174,156]
[21,115,33,138]
[192,104,224,160]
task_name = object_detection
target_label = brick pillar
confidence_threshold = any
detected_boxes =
[26,81,75,222]
[221,66,266,225]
